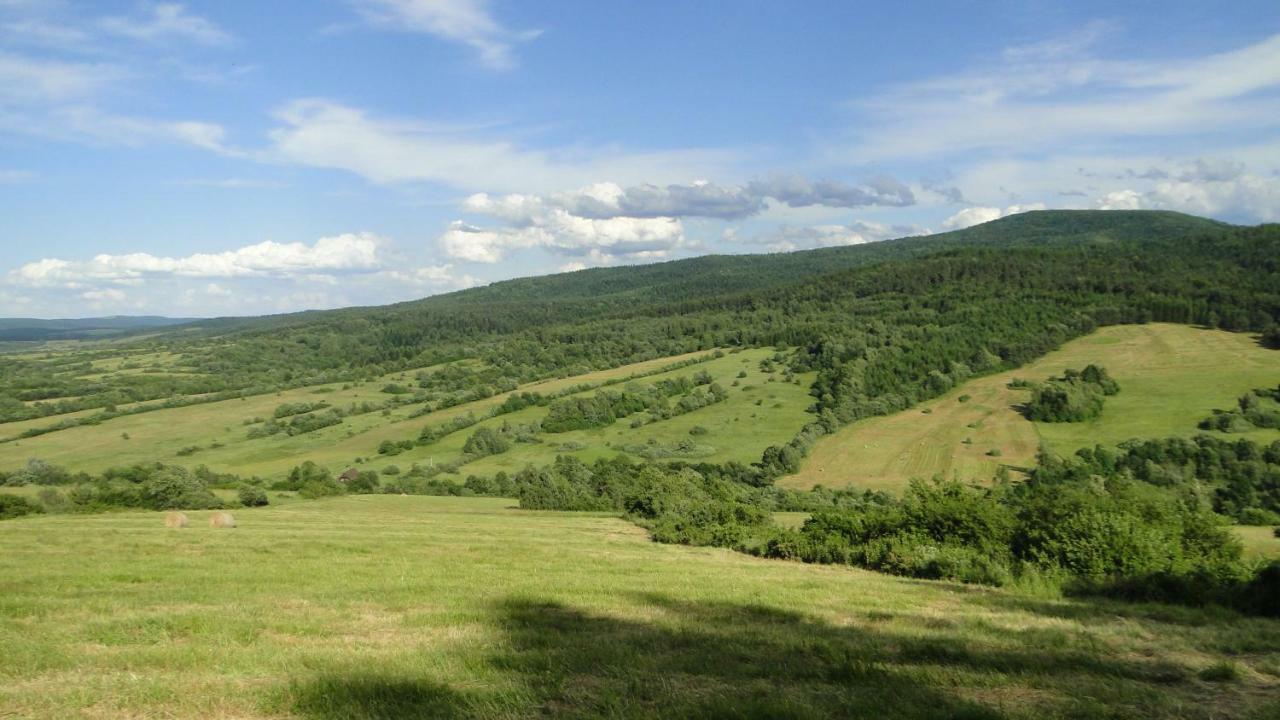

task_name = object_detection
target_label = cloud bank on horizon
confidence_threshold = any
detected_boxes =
[1,0,1277,317]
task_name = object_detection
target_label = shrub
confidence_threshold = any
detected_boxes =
[139,466,223,510]
[298,476,345,499]
[238,486,269,507]
[347,471,381,493]
[462,426,512,457]
[0,494,43,520]
[1238,507,1280,525]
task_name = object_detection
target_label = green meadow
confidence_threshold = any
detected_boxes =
[1,495,1277,719]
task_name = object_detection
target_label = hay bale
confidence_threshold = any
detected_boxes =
[164,512,189,529]
[209,511,236,529]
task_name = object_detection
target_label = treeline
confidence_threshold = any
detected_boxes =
[541,375,721,432]
[499,448,1278,616]
[1045,435,1280,524]
[0,460,271,514]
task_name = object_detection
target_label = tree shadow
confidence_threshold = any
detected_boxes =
[284,590,1240,719]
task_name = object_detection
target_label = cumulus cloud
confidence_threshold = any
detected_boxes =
[352,0,536,70]
[1094,168,1280,221]
[444,174,916,264]
[100,3,232,46]
[438,212,684,264]
[522,176,914,220]
[10,233,387,287]
[941,204,1046,230]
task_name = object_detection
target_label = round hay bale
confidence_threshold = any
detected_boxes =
[209,511,236,529]
[164,511,189,529]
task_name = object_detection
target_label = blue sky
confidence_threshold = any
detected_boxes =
[2,1,1278,318]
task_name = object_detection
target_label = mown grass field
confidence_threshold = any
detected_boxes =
[784,324,1280,493]
[1235,526,1280,561]
[1,495,1277,719]
[0,348,813,482]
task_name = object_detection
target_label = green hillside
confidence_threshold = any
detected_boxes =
[784,324,1280,493]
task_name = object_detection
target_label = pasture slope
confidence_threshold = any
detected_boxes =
[1,495,1278,719]
[783,324,1280,493]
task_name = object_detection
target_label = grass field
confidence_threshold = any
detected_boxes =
[0,348,815,482]
[783,324,1280,493]
[1235,526,1280,561]
[1,495,1277,719]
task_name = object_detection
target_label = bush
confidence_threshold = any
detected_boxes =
[347,471,381,493]
[238,486,269,507]
[298,477,345,499]
[462,426,512,457]
[139,466,224,510]
[0,494,44,520]
[1238,507,1280,525]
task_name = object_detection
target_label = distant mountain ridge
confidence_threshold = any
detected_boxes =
[172,209,1235,336]
[0,316,201,341]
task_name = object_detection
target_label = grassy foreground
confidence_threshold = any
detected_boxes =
[785,324,1280,493]
[2,496,1278,719]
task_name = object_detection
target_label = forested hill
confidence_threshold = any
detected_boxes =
[180,210,1230,336]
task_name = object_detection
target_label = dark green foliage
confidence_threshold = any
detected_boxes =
[138,466,225,510]
[1024,365,1119,422]
[1,459,77,486]
[418,412,479,444]
[346,471,381,494]
[462,427,511,457]
[238,485,269,507]
[1056,435,1280,522]
[273,401,330,419]
[0,494,43,520]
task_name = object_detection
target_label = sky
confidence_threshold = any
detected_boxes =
[1,1,1278,318]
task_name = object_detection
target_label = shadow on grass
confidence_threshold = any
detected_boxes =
[282,587,1267,719]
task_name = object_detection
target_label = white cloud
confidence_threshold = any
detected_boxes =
[942,203,1046,230]
[0,169,32,183]
[1096,190,1143,211]
[10,233,387,287]
[1095,171,1280,221]
[81,287,126,303]
[100,3,231,46]
[0,51,123,104]
[378,263,479,290]
[438,209,685,264]
[264,99,735,193]
[849,32,1280,160]
[745,220,919,252]
[352,0,536,70]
